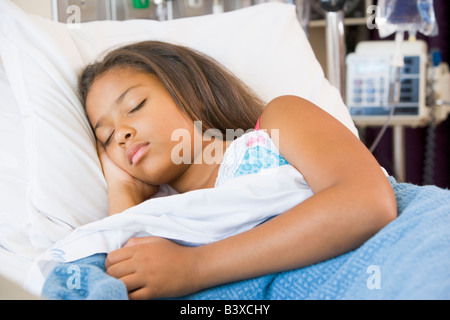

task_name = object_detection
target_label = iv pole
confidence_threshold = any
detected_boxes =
[320,0,347,101]
[319,0,406,182]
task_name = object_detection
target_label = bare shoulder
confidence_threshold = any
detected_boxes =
[259,95,342,131]
[259,95,357,145]
[257,95,381,191]
[259,95,310,125]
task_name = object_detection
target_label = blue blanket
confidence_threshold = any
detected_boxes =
[42,178,450,300]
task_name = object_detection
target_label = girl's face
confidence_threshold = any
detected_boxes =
[85,67,198,185]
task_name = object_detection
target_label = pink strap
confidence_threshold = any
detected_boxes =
[254,116,261,131]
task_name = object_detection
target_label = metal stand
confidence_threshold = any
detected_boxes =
[393,125,406,182]
[320,0,347,100]
[51,0,59,22]
[325,10,346,101]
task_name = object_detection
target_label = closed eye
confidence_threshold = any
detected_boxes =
[130,99,146,114]
[104,131,114,147]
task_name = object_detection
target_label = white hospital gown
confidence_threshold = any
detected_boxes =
[216,129,290,187]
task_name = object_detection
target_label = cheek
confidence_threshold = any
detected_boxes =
[136,144,190,185]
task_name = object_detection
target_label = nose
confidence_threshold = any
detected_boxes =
[115,126,135,147]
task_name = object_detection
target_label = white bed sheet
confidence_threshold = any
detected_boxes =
[0,64,38,289]
[0,247,31,286]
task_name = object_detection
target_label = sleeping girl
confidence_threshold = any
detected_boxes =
[78,40,397,300]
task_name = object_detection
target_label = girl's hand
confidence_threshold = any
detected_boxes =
[97,141,159,214]
[105,237,201,300]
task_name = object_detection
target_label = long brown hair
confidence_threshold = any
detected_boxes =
[78,41,264,137]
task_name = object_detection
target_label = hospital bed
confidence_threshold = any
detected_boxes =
[0,0,449,300]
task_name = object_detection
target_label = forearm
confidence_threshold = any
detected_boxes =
[193,181,395,291]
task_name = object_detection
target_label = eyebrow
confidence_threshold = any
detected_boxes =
[94,85,141,131]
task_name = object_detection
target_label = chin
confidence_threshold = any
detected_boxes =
[141,164,188,187]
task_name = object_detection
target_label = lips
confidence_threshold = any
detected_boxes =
[126,142,150,165]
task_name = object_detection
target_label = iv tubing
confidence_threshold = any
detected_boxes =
[369,31,405,153]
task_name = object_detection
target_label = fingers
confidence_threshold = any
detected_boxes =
[105,238,155,274]
[104,237,186,300]
[118,273,144,294]
[105,247,133,270]
[128,287,153,300]
[105,245,153,300]
[106,258,146,296]
[124,236,157,248]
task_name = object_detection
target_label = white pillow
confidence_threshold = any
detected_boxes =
[0,64,36,258]
[0,1,357,246]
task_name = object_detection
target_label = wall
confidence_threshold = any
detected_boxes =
[11,0,52,19]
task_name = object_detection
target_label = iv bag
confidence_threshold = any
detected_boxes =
[376,0,438,38]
